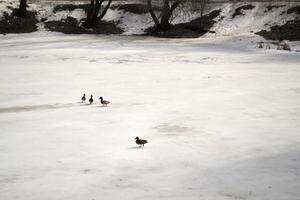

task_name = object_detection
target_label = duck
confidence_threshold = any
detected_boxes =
[99,97,110,106]
[89,95,94,104]
[81,94,86,103]
[135,137,148,147]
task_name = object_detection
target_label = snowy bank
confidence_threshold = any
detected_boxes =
[0,0,299,40]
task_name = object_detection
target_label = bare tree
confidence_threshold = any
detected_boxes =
[147,0,182,31]
[83,0,113,28]
[147,0,212,31]
[198,0,209,17]
[15,0,27,16]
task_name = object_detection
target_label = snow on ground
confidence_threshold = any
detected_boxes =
[104,9,154,35]
[0,0,18,19]
[45,8,86,22]
[1,0,299,35]
[106,1,300,35]
[0,33,299,200]
[211,2,299,37]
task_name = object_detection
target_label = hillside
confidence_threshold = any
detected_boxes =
[0,0,299,39]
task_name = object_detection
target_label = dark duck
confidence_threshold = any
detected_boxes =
[89,95,94,104]
[81,94,86,103]
[135,137,148,147]
[99,97,110,106]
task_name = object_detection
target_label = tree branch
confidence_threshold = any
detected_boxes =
[170,0,182,12]
[87,0,95,20]
[93,0,104,20]
[147,0,160,27]
[98,0,112,20]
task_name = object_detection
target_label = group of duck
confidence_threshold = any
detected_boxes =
[81,94,110,106]
[80,93,148,147]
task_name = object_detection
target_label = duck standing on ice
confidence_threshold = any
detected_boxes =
[81,94,86,103]
[135,137,148,147]
[99,97,110,106]
[89,95,94,104]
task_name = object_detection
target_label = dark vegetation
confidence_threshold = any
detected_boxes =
[146,9,221,38]
[287,5,300,15]
[46,3,123,34]
[232,5,255,18]
[257,5,300,41]
[147,0,183,31]
[53,4,90,13]
[256,20,300,41]
[265,5,284,12]
[0,10,38,34]
[110,3,160,14]
[51,2,123,33]
[82,0,113,29]
[14,0,27,16]
[45,17,123,34]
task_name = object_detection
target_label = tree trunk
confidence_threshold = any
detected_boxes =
[86,0,94,28]
[159,0,171,30]
[84,0,112,29]
[18,0,27,16]
[147,0,160,28]
[92,0,103,22]
[98,0,112,20]
[147,0,182,32]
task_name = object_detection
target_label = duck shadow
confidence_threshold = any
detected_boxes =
[79,103,94,106]
[128,146,142,150]
[96,105,108,108]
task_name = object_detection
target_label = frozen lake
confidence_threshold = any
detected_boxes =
[0,33,300,200]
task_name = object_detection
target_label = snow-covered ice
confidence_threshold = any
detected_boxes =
[0,33,300,200]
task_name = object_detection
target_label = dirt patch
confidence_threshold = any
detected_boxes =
[45,17,123,34]
[256,20,300,41]
[53,4,90,13]
[145,25,206,38]
[46,3,123,34]
[45,17,85,34]
[232,5,255,18]
[287,5,300,15]
[93,20,123,34]
[146,9,221,38]
[0,10,38,34]
[264,5,285,13]
[185,9,221,31]
[110,3,160,14]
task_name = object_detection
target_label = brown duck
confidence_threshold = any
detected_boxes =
[89,95,94,104]
[81,94,86,103]
[135,137,148,147]
[99,97,110,106]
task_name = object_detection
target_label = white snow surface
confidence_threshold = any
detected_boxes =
[211,2,299,36]
[45,8,86,22]
[104,9,154,35]
[0,33,300,200]
[0,0,18,19]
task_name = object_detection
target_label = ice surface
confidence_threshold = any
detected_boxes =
[0,33,300,200]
